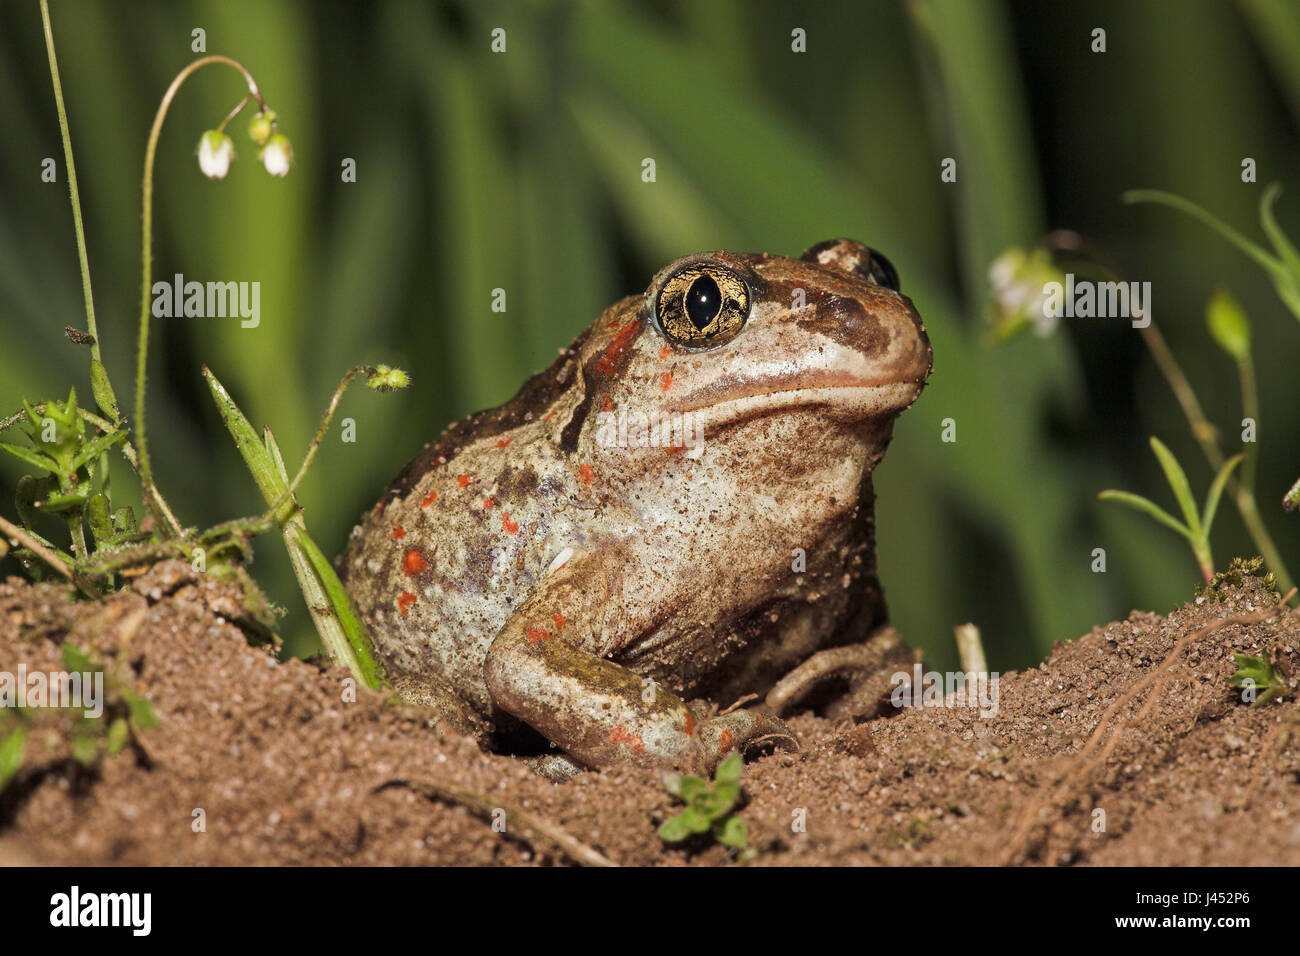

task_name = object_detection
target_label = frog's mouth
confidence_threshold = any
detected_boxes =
[670,380,925,428]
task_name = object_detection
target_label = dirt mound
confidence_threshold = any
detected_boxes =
[1,562,1297,866]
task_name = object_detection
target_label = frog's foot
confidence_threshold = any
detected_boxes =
[765,626,917,721]
[392,673,491,742]
[694,707,800,772]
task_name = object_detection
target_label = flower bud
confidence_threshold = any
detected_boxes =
[260,134,293,177]
[197,130,235,179]
[367,365,410,391]
[248,109,277,146]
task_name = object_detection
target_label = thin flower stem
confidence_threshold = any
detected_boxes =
[136,54,265,534]
[39,1,110,406]
[218,92,253,133]
[282,367,368,503]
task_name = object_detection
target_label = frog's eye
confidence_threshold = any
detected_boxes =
[654,264,750,349]
[864,249,900,292]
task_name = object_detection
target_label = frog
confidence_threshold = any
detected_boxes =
[340,238,932,780]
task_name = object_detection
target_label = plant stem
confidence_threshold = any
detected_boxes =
[136,55,264,533]
[39,0,116,418]
[0,514,73,582]
[1136,318,1293,594]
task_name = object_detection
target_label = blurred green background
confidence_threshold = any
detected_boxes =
[2,0,1298,672]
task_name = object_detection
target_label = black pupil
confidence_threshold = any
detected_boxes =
[685,275,722,330]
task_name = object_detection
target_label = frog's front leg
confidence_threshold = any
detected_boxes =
[483,555,797,775]
[765,625,917,721]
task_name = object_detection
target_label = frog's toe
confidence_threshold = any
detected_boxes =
[528,753,588,783]
[765,626,914,719]
[696,709,799,774]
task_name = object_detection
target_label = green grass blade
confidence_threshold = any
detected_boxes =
[1202,453,1244,534]
[1097,490,1193,541]
[1148,437,1203,539]
[201,366,287,506]
[295,528,385,691]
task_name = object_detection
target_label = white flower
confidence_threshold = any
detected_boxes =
[260,134,293,177]
[197,130,235,179]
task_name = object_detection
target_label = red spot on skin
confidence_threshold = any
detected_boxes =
[606,320,620,331]
[527,628,550,644]
[495,437,513,448]
[683,710,695,736]
[610,726,645,753]
[718,728,734,753]
[552,613,565,631]
[665,444,687,456]
[397,592,416,615]
[420,490,438,508]
[660,371,673,392]
[543,411,556,421]
[403,548,428,577]
[433,453,448,467]
[658,345,673,360]
[457,474,473,488]
[482,496,496,509]
[579,464,594,487]
[502,512,519,535]
[601,395,614,412]
[391,526,406,540]
[595,319,640,375]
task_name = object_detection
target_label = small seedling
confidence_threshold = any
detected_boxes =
[0,642,161,794]
[658,752,750,852]
[1231,653,1289,707]
[1099,437,1242,586]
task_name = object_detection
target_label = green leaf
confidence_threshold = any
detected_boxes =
[1148,437,1202,539]
[714,751,743,786]
[1097,490,1192,540]
[125,691,160,731]
[1205,288,1252,361]
[1231,652,1284,706]
[0,442,59,474]
[657,813,694,843]
[106,717,129,755]
[678,774,707,803]
[296,529,386,690]
[70,730,99,766]
[1258,183,1300,280]
[90,358,120,422]
[36,490,89,514]
[681,807,712,834]
[202,367,288,506]
[86,493,113,545]
[714,815,748,850]
[1202,454,1244,535]
[70,426,125,473]
[62,642,91,673]
[0,726,26,792]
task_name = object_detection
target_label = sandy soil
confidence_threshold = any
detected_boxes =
[1,560,1297,866]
